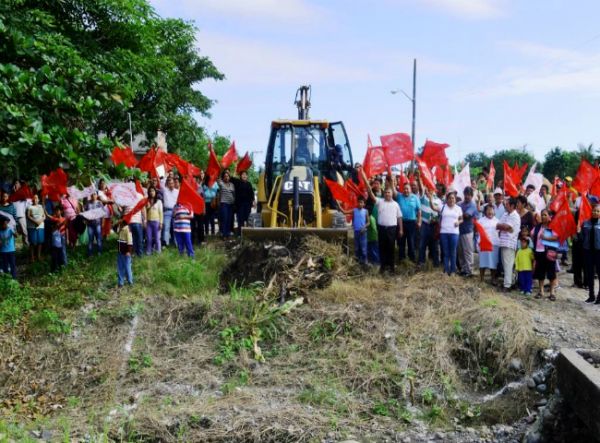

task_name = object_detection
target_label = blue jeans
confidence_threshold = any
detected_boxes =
[418,222,439,266]
[236,201,252,235]
[440,233,459,275]
[518,270,533,293]
[398,219,417,261]
[354,230,367,264]
[146,220,161,254]
[129,223,143,257]
[87,223,102,256]
[117,253,133,286]
[367,240,380,264]
[162,209,174,246]
[219,203,234,238]
[175,231,194,258]
[1,252,16,279]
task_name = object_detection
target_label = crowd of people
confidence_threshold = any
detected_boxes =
[351,166,600,304]
[0,169,255,286]
[2,161,600,306]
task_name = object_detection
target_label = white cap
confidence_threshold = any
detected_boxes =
[493,187,504,195]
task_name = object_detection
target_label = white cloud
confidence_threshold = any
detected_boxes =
[150,0,323,24]
[460,40,600,98]
[415,0,506,19]
[196,32,374,85]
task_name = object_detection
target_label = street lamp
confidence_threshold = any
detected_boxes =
[390,58,417,155]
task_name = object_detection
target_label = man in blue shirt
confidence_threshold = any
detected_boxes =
[394,181,421,262]
[458,186,479,276]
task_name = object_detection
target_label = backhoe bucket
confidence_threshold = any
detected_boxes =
[242,227,349,244]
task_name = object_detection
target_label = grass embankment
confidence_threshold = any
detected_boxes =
[0,239,547,442]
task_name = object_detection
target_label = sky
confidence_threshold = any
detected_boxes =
[149,0,600,166]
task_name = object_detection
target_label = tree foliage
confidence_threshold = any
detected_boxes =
[541,147,582,180]
[0,0,223,181]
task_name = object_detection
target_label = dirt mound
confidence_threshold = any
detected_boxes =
[220,236,358,300]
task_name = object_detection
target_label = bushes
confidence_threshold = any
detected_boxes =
[0,274,33,326]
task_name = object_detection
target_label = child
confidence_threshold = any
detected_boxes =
[0,216,17,279]
[173,202,194,258]
[367,210,379,265]
[352,196,369,264]
[515,236,534,296]
[117,220,134,287]
[48,206,67,272]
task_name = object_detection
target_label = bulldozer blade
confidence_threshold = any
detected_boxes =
[242,227,349,244]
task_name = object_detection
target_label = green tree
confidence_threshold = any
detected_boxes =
[0,0,223,181]
[542,147,581,179]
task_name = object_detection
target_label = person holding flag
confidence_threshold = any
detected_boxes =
[162,176,179,247]
[477,204,499,285]
[581,204,600,304]
[416,174,441,267]
[532,209,560,301]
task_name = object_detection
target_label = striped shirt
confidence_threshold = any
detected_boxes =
[218,180,235,205]
[173,204,192,233]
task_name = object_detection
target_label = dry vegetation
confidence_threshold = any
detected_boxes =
[0,237,549,442]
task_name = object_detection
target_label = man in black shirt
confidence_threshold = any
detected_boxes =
[231,171,255,236]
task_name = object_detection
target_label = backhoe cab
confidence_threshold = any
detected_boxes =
[243,85,354,242]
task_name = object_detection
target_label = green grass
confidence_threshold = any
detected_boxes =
[0,239,226,333]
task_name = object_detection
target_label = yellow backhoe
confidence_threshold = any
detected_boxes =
[243,86,353,243]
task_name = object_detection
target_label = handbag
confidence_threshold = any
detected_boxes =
[545,248,558,262]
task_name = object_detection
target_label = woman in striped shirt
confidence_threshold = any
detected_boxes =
[218,170,236,239]
[173,202,194,258]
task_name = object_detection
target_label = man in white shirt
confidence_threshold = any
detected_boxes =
[497,197,520,291]
[367,186,403,274]
[12,181,30,247]
[162,176,179,247]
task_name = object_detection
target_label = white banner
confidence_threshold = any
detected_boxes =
[80,207,108,221]
[451,163,471,200]
[0,212,17,231]
[68,185,96,201]
[108,182,140,207]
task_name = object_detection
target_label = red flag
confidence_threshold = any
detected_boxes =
[206,146,221,187]
[41,168,68,201]
[474,219,493,252]
[177,176,205,215]
[591,176,600,197]
[549,187,567,213]
[549,199,577,243]
[572,159,598,195]
[367,134,373,149]
[398,166,409,189]
[421,140,449,169]
[236,152,253,174]
[123,198,148,224]
[111,146,137,168]
[487,161,495,189]
[9,184,34,203]
[363,146,388,178]
[221,142,239,169]
[434,164,452,186]
[325,178,354,206]
[503,161,519,197]
[135,180,145,196]
[380,132,413,166]
[514,162,528,184]
[578,193,592,227]
[138,147,167,178]
[415,156,436,191]
[344,178,365,199]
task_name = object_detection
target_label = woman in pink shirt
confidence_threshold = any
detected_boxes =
[60,194,80,248]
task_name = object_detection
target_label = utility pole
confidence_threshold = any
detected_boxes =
[411,58,417,159]
[128,112,133,147]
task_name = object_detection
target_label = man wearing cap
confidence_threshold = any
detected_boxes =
[492,188,506,220]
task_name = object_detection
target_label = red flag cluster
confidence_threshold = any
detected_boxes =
[503,161,520,197]
[8,184,34,203]
[111,146,137,168]
[380,132,413,166]
[41,168,68,201]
